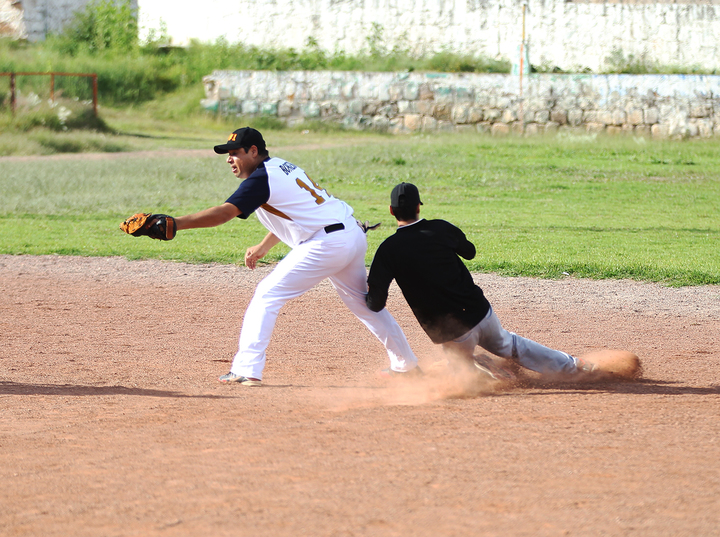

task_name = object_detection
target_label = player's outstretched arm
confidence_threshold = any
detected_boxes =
[452,225,476,260]
[365,252,393,312]
[245,232,281,270]
[175,203,241,230]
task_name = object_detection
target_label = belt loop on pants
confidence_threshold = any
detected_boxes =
[324,223,345,234]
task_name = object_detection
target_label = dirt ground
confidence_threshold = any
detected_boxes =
[1,254,719,537]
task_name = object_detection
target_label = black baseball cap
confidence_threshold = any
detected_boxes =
[213,127,266,154]
[390,182,423,208]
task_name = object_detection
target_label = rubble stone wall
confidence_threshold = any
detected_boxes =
[0,0,24,38]
[3,0,137,41]
[202,71,720,138]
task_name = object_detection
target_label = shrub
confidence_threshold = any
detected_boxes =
[604,47,716,75]
[49,0,139,55]
[0,98,111,132]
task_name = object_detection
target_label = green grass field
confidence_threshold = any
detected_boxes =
[1,126,718,286]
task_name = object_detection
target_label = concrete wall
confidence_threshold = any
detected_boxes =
[136,0,720,72]
[201,70,720,139]
[3,1,719,72]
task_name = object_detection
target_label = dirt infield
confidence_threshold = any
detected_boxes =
[1,254,719,537]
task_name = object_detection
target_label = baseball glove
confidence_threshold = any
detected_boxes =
[120,213,177,241]
[357,220,381,233]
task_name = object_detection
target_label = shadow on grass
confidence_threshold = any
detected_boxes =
[115,130,212,142]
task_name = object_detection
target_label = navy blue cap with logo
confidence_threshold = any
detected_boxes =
[214,127,267,154]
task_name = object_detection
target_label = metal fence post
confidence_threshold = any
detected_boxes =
[92,75,98,116]
[2,71,98,116]
[10,72,16,115]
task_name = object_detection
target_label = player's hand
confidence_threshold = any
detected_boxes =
[245,232,281,269]
[120,213,176,240]
[244,244,269,270]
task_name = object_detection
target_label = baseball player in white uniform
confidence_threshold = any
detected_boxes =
[173,127,419,385]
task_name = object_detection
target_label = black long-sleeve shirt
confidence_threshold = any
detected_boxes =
[366,218,491,343]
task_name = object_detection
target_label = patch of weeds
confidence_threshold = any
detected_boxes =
[242,116,287,131]
[28,131,129,154]
[64,108,113,132]
[604,46,713,75]
[34,136,86,153]
[1,98,113,133]
[289,119,347,133]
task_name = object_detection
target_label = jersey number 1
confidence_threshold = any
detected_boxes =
[296,176,328,205]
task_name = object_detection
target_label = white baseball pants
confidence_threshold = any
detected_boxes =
[441,307,577,374]
[230,219,418,380]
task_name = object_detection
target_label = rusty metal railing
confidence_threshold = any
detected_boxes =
[0,71,98,116]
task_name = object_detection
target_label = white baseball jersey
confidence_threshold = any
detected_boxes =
[222,154,418,380]
[225,157,354,247]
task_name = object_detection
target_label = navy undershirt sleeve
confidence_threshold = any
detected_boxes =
[225,162,271,219]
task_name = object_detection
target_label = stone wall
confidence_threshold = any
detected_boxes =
[201,71,720,139]
[0,0,24,38]
[3,0,137,41]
